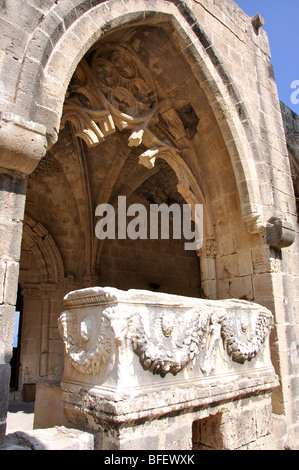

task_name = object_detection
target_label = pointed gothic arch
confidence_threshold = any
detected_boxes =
[17,0,266,236]
[21,214,65,286]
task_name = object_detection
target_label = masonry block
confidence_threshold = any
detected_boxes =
[0,363,11,448]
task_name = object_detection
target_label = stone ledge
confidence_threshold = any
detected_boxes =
[3,426,94,450]
[61,369,279,424]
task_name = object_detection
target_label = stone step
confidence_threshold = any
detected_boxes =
[2,426,94,450]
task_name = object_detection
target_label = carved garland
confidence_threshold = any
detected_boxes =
[132,310,210,376]
[58,301,136,375]
[58,310,112,375]
[220,312,273,364]
[58,305,273,376]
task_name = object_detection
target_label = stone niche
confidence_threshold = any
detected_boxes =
[35,287,279,450]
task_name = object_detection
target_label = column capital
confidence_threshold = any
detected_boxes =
[0,113,47,177]
[21,283,59,299]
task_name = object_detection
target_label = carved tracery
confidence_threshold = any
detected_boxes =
[61,41,202,213]
[63,43,165,151]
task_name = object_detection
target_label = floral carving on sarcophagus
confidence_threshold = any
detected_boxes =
[132,304,273,376]
[58,302,138,376]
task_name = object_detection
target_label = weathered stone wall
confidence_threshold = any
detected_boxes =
[280,102,299,443]
[0,173,28,444]
[281,101,299,216]
[0,0,298,449]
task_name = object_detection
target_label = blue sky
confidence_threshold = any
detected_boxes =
[236,0,299,113]
[13,311,20,348]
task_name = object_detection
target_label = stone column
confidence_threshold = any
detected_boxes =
[199,238,217,299]
[0,113,47,447]
[0,172,27,444]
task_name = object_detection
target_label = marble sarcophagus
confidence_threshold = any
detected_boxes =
[53,287,278,449]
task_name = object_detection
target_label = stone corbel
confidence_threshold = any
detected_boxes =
[266,216,295,249]
[251,14,265,32]
[0,113,47,176]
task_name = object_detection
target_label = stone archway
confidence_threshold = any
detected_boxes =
[16,0,267,236]
[14,15,269,394]
[17,216,65,390]
[53,20,263,301]
[21,214,65,286]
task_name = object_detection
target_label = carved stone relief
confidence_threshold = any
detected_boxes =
[61,40,203,216]
[220,309,273,364]
[62,42,168,154]
[58,288,273,378]
[132,307,210,376]
[58,308,111,375]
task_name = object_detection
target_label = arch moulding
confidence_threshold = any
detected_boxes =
[21,214,65,286]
